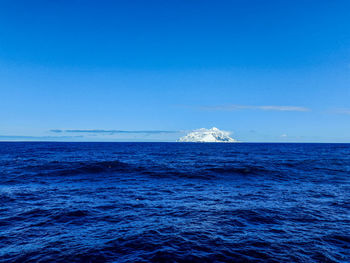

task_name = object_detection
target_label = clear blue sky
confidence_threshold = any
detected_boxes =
[1,0,350,142]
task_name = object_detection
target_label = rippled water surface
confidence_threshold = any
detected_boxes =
[0,142,349,262]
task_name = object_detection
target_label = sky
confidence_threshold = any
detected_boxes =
[1,0,350,142]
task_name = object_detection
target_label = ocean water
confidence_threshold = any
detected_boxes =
[0,142,349,263]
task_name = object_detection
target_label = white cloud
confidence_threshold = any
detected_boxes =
[50,129,179,134]
[333,109,350,115]
[201,105,310,112]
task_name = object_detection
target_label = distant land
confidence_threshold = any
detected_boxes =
[178,127,237,143]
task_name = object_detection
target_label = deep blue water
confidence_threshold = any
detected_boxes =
[0,142,349,262]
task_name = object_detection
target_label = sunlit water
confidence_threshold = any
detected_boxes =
[0,142,349,262]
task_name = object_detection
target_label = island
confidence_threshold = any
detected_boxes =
[177,127,237,143]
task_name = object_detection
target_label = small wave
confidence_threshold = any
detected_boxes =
[18,208,51,218]
[205,165,278,176]
[231,209,282,225]
[324,234,350,246]
[0,193,15,203]
[24,160,132,176]
[51,209,90,223]
[142,167,213,179]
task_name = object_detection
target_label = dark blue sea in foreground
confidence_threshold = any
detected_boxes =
[0,142,349,262]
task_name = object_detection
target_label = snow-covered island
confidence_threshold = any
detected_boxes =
[178,127,237,143]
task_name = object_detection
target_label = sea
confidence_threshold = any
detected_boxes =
[0,142,349,262]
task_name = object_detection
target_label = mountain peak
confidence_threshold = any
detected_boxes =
[178,127,237,143]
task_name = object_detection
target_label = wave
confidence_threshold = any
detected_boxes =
[18,160,288,180]
[23,160,216,179]
[205,165,280,177]
[23,160,133,176]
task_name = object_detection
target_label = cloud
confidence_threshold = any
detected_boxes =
[0,135,83,140]
[200,104,310,112]
[333,109,350,115]
[50,129,179,134]
[50,129,63,133]
[280,134,288,137]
